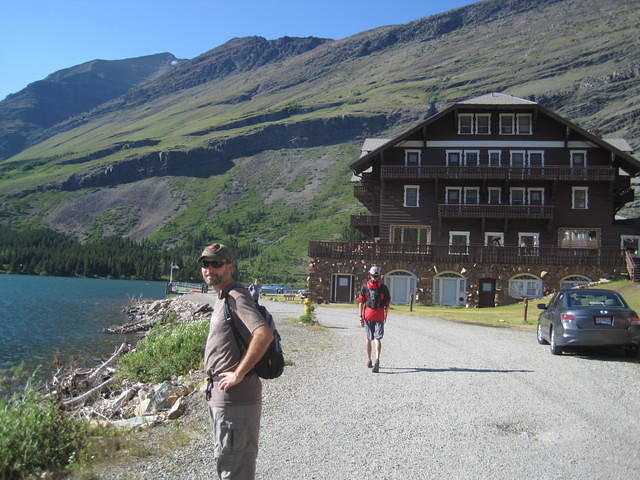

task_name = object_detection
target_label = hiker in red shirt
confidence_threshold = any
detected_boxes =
[358,265,391,373]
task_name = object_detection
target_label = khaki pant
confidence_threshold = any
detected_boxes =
[208,403,261,480]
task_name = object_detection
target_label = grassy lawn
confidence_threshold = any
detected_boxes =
[321,280,640,329]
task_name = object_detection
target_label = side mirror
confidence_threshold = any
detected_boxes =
[537,304,547,310]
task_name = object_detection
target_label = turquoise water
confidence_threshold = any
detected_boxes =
[0,274,165,373]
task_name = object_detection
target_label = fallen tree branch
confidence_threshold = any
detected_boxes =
[62,377,115,408]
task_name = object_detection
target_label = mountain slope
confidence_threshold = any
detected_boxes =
[0,53,180,160]
[0,0,639,280]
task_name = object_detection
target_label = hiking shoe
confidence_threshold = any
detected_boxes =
[372,361,379,373]
[366,360,372,368]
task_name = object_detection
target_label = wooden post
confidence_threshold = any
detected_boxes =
[523,297,529,323]
[410,290,414,312]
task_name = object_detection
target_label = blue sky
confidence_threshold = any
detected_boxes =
[1,0,477,101]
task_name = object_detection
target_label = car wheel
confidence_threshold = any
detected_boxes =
[537,323,548,345]
[550,327,562,355]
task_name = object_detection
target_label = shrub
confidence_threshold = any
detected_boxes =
[117,319,209,383]
[0,385,85,479]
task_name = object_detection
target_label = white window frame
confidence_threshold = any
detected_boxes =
[528,150,544,167]
[405,149,422,166]
[518,232,540,256]
[509,274,543,299]
[510,150,526,167]
[559,228,600,249]
[488,187,502,204]
[516,114,533,135]
[560,275,592,290]
[510,187,526,205]
[571,187,589,209]
[570,150,587,167]
[499,114,515,135]
[445,187,462,204]
[464,150,480,166]
[488,150,502,167]
[464,187,480,204]
[404,185,420,207]
[485,232,504,246]
[476,114,491,135]
[458,114,474,135]
[446,150,463,166]
[528,188,545,205]
[449,231,470,255]
[391,225,431,245]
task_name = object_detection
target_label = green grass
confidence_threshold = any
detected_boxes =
[116,318,209,384]
[0,383,86,479]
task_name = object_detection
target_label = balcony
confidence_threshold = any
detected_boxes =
[439,203,554,219]
[381,165,616,181]
[353,184,379,211]
[308,241,625,267]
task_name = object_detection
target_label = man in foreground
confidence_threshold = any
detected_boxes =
[357,265,391,373]
[200,243,273,479]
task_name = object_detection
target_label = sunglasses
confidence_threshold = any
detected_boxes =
[200,260,227,269]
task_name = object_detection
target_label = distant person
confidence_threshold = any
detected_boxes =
[200,243,274,479]
[248,279,262,303]
[357,265,391,373]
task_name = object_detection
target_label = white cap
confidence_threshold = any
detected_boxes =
[369,265,381,276]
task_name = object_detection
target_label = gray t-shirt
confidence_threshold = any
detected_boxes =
[204,284,266,407]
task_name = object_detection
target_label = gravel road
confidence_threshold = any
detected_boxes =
[97,299,640,480]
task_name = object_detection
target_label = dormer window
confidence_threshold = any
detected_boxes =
[476,114,491,134]
[405,149,421,166]
[500,114,514,135]
[458,114,474,134]
[500,113,533,135]
[517,114,532,135]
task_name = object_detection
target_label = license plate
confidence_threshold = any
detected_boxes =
[594,315,613,326]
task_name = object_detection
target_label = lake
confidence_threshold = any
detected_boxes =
[0,274,165,376]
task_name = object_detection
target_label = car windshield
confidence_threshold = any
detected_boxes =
[567,292,624,308]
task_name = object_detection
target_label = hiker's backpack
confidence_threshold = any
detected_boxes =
[362,283,389,309]
[223,295,284,380]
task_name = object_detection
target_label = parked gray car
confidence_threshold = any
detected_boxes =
[537,289,640,356]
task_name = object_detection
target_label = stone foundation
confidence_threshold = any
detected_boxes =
[308,257,628,306]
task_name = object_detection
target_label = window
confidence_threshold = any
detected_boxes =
[509,274,542,298]
[485,232,504,246]
[528,151,544,168]
[404,185,420,207]
[621,235,640,256]
[488,187,501,204]
[405,149,421,166]
[464,187,479,204]
[458,114,474,134]
[559,228,599,248]
[560,275,592,290]
[446,187,462,204]
[528,188,544,205]
[465,150,480,166]
[516,114,532,134]
[391,225,431,244]
[446,150,462,166]
[476,114,491,134]
[572,187,589,209]
[519,232,539,256]
[510,187,526,205]
[570,150,587,168]
[449,231,470,255]
[488,150,502,167]
[499,114,514,135]
[510,151,526,167]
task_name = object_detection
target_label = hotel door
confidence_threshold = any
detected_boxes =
[333,274,354,303]
[478,278,496,308]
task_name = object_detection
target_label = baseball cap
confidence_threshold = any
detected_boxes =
[369,265,381,276]
[198,243,234,263]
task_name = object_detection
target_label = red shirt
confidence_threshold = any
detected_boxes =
[358,279,390,322]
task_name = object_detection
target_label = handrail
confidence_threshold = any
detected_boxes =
[308,241,625,266]
[381,165,616,181]
[438,203,554,218]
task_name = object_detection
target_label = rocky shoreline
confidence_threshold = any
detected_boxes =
[48,296,214,427]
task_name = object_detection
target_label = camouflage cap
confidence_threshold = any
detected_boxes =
[198,243,234,263]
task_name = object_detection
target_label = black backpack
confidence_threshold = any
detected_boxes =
[223,295,284,380]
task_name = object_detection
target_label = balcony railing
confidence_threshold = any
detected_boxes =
[381,165,616,181]
[439,203,554,219]
[308,241,625,266]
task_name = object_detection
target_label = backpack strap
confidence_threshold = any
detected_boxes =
[223,292,248,352]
